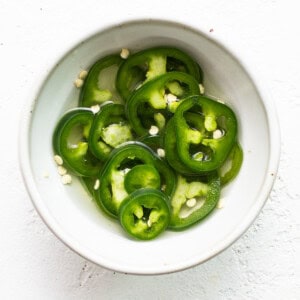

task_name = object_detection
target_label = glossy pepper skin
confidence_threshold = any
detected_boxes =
[116,47,203,101]
[97,142,176,218]
[53,108,102,177]
[173,95,238,173]
[164,113,206,175]
[169,173,221,230]
[79,54,123,107]
[218,142,243,186]
[89,102,133,161]
[126,72,200,136]
[119,188,170,240]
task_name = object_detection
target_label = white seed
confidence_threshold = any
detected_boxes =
[43,171,49,178]
[123,168,131,175]
[93,179,100,190]
[213,129,223,139]
[157,148,165,158]
[79,70,88,80]
[217,198,224,209]
[161,184,166,191]
[199,84,205,94]
[120,48,130,59]
[165,93,177,104]
[74,78,84,88]
[57,166,67,176]
[147,219,152,227]
[149,125,159,136]
[54,155,63,165]
[90,104,100,114]
[186,198,197,208]
[61,174,72,185]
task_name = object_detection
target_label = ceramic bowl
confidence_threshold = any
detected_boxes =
[19,19,280,275]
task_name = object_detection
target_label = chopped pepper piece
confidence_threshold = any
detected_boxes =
[89,102,133,161]
[97,142,176,218]
[79,54,123,107]
[218,142,243,186]
[173,95,238,173]
[164,113,207,175]
[53,108,102,177]
[119,188,170,240]
[116,47,203,101]
[126,72,200,136]
[169,174,221,230]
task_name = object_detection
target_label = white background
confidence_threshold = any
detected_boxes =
[1,0,299,299]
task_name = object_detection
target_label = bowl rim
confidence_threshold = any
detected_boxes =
[18,18,281,275]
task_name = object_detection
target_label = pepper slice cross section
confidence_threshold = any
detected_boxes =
[53,108,102,177]
[173,95,238,173]
[89,102,133,161]
[116,46,203,101]
[169,174,221,230]
[119,188,171,240]
[79,54,123,107]
[126,72,200,136]
[97,142,176,218]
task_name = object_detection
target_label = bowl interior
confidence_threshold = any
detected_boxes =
[25,20,274,274]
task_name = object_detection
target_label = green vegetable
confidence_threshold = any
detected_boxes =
[218,142,243,185]
[97,142,176,218]
[119,188,170,240]
[126,72,200,136]
[80,54,123,107]
[53,108,102,177]
[172,95,238,173]
[52,46,243,240]
[89,102,133,161]
[169,174,221,230]
[116,46,203,101]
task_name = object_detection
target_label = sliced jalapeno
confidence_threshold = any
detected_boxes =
[169,174,221,230]
[116,47,203,101]
[218,142,243,186]
[89,102,133,161]
[80,54,123,107]
[126,72,200,136]
[119,188,170,240]
[173,95,238,173]
[97,142,176,218]
[53,108,102,177]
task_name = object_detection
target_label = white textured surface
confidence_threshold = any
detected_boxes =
[1,0,299,299]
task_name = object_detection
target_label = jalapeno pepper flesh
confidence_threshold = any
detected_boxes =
[169,174,221,230]
[218,142,243,186]
[119,188,170,240]
[116,47,203,101]
[124,164,161,193]
[79,54,123,107]
[97,142,176,218]
[173,95,238,173]
[89,102,133,161]
[53,108,102,177]
[126,72,200,136]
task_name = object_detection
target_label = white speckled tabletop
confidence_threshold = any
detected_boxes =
[1,0,299,299]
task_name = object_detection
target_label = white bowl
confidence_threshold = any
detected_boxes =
[19,19,280,275]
